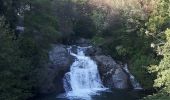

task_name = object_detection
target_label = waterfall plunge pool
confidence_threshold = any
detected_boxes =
[36,89,144,100]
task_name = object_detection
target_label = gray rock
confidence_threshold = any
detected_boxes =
[112,68,129,89]
[94,55,129,89]
[94,55,117,74]
[63,72,72,92]
[38,44,73,94]
[49,44,72,70]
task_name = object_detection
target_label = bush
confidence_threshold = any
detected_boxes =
[0,17,36,100]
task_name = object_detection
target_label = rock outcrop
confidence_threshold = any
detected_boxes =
[112,68,129,89]
[49,44,72,70]
[94,55,129,89]
[38,44,73,94]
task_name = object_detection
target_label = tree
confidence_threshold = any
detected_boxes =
[0,16,37,100]
[144,0,170,99]
[24,0,60,48]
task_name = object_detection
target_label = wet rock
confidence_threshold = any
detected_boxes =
[63,72,72,92]
[68,45,102,56]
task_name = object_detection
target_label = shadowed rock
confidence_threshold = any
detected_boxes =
[38,44,73,94]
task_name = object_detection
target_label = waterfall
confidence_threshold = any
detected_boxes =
[123,64,142,90]
[63,46,106,99]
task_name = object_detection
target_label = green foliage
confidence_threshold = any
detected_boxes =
[0,0,23,28]
[144,92,170,100]
[91,35,105,45]
[72,0,88,4]
[0,17,37,100]
[115,45,129,57]
[143,0,170,99]
[73,17,97,38]
[129,53,158,88]
[146,0,170,34]
[24,0,60,48]
[91,9,107,33]
[148,29,170,93]
[0,1,52,100]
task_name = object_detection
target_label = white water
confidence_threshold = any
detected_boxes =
[63,46,106,100]
[123,64,142,90]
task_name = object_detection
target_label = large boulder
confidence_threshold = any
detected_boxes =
[94,55,118,75]
[38,44,73,94]
[94,55,130,89]
[49,44,72,70]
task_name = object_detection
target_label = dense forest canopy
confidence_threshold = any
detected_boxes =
[0,0,170,100]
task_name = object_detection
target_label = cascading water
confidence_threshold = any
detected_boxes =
[123,64,142,90]
[63,46,106,99]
